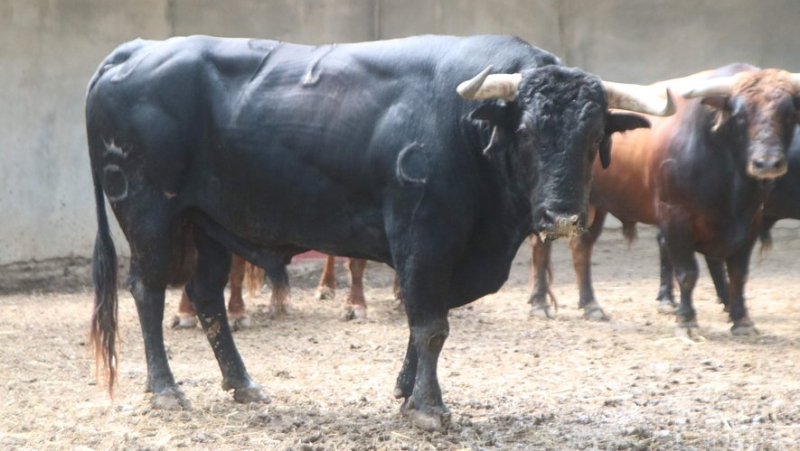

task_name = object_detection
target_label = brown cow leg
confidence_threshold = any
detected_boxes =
[315,255,337,300]
[570,209,609,321]
[655,230,678,314]
[172,288,199,329]
[705,257,730,312]
[528,234,555,319]
[725,236,759,335]
[342,258,368,320]
[227,254,250,330]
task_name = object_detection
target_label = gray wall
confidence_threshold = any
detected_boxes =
[2,0,800,267]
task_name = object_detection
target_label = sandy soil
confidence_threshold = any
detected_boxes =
[1,226,799,450]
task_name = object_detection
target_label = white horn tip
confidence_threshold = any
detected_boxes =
[457,65,494,99]
[662,88,677,116]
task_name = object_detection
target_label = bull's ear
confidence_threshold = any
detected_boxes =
[470,103,515,156]
[606,112,650,135]
[599,113,650,169]
[599,136,612,169]
[470,103,505,123]
[702,96,733,130]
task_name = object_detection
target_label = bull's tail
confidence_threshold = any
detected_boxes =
[759,228,773,256]
[243,261,265,300]
[89,168,119,396]
[545,262,559,313]
[621,221,638,247]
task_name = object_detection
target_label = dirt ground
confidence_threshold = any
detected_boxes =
[1,226,799,450]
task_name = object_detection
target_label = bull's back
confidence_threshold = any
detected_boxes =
[590,72,715,227]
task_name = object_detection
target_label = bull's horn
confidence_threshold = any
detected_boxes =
[791,73,800,93]
[457,65,522,101]
[677,74,741,99]
[602,81,676,116]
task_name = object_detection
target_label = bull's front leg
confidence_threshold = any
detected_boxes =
[392,255,452,431]
[528,235,555,318]
[570,208,608,321]
[725,237,759,336]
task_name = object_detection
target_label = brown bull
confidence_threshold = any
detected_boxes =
[315,256,403,319]
[530,65,800,335]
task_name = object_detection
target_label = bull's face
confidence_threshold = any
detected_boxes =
[681,69,800,180]
[458,65,673,241]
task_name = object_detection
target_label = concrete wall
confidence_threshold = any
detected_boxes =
[2,0,800,270]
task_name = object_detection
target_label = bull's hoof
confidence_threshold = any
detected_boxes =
[223,379,269,404]
[229,315,251,331]
[269,304,292,317]
[731,324,759,336]
[151,387,191,410]
[582,302,609,321]
[529,303,555,319]
[400,398,450,431]
[234,383,269,404]
[341,305,367,321]
[731,318,759,336]
[657,300,678,314]
[673,319,704,341]
[315,286,335,301]
[170,314,198,329]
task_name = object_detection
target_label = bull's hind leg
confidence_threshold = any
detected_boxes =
[570,209,608,321]
[342,258,368,320]
[661,221,700,336]
[129,262,190,409]
[185,229,266,404]
[705,257,730,312]
[528,235,555,318]
[655,230,678,313]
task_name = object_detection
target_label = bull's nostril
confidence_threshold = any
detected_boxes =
[753,159,766,170]
[772,159,787,170]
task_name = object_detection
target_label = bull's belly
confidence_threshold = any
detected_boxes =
[692,218,756,259]
[191,192,391,263]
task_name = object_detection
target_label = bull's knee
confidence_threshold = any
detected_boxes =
[413,321,449,352]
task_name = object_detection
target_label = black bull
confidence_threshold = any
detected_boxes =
[86,34,671,429]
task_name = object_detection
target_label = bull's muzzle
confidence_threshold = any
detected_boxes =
[537,210,587,242]
[748,152,788,179]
